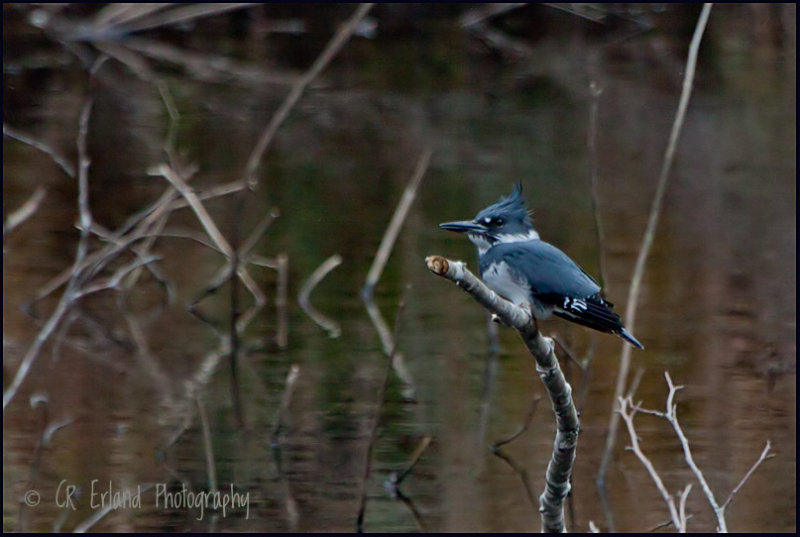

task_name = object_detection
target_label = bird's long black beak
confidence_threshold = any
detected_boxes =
[439,220,486,234]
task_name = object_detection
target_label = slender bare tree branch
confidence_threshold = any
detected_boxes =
[598,2,713,484]
[3,187,47,240]
[298,254,343,338]
[244,3,375,188]
[362,148,432,297]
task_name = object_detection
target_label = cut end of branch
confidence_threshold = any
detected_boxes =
[425,255,449,276]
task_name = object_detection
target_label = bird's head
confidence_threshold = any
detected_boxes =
[439,183,538,253]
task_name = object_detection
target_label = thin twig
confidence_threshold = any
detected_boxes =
[26,179,245,309]
[3,81,98,412]
[298,254,343,338]
[101,3,257,35]
[270,364,300,446]
[598,2,713,484]
[622,371,772,533]
[587,80,608,291]
[155,163,266,334]
[489,395,543,513]
[3,186,47,240]
[362,148,432,298]
[244,3,375,188]
[275,253,290,349]
[678,484,692,533]
[493,395,542,449]
[393,488,426,532]
[460,3,525,28]
[3,123,75,177]
[617,396,681,530]
[196,396,218,494]
[356,291,408,532]
[155,164,233,256]
[648,514,694,532]
[124,36,297,86]
[392,435,432,486]
[660,373,727,530]
[240,209,280,259]
[229,196,244,428]
[362,297,416,401]
[721,440,773,510]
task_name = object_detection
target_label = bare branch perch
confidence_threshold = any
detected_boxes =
[425,255,578,533]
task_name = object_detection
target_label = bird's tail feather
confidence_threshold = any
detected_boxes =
[552,296,644,350]
[619,328,644,350]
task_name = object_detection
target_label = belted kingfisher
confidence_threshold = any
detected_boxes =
[439,183,644,349]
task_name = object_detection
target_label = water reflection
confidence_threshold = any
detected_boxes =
[3,4,795,533]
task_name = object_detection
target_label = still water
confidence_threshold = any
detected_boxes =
[3,4,795,532]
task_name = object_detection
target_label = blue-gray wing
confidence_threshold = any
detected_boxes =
[481,240,601,298]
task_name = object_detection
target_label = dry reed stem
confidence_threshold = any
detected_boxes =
[124,36,297,86]
[244,3,375,187]
[275,253,290,349]
[155,163,266,331]
[489,395,543,513]
[391,435,432,486]
[27,180,244,308]
[196,396,218,494]
[598,2,713,484]
[3,87,97,411]
[362,148,432,295]
[587,80,607,291]
[3,186,47,240]
[360,149,431,400]
[460,3,526,28]
[270,364,300,445]
[111,3,257,35]
[3,123,75,177]
[356,292,407,532]
[298,254,343,338]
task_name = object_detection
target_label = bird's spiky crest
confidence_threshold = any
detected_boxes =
[475,182,533,227]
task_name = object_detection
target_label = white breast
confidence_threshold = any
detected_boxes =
[482,261,553,319]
